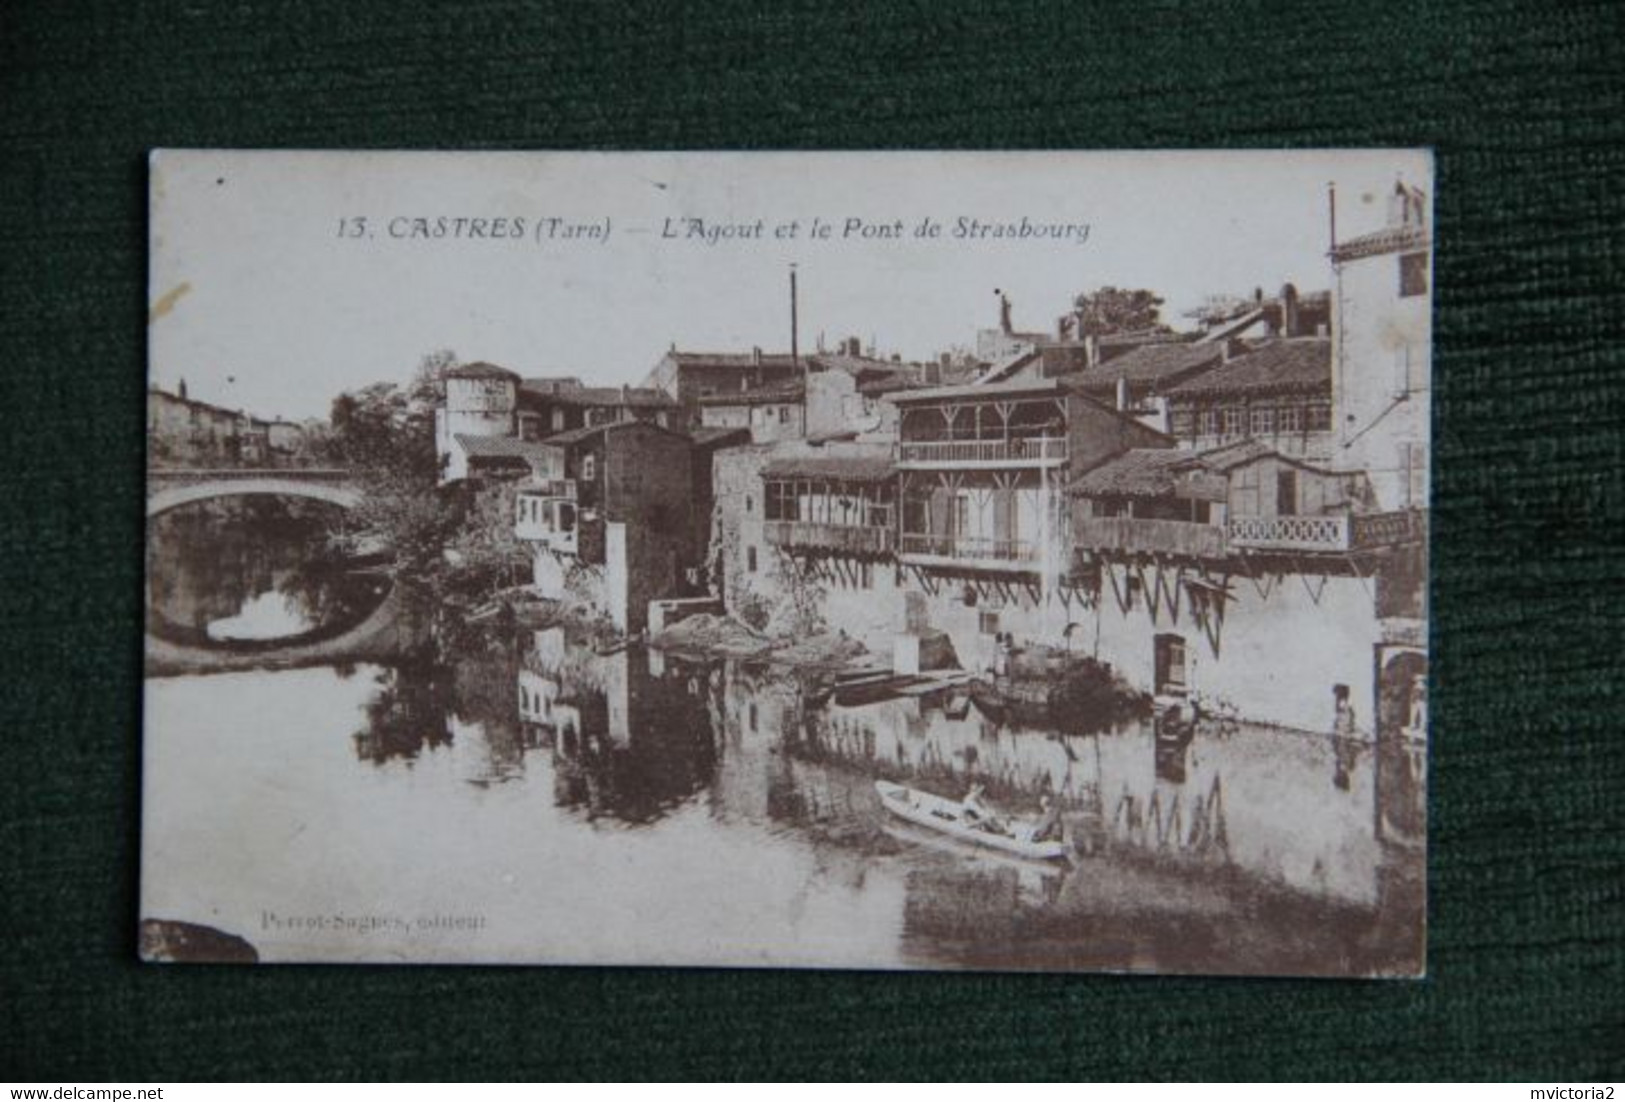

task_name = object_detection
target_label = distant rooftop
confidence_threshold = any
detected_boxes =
[452,434,559,461]
[761,454,896,484]
[1165,339,1331,400]
[1068,343,1225,394]
[445,361,522,381]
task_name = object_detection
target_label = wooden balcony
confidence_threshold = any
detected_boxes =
[1350,508,1426,548]
[898,532,1043,572]
[1074,516,1229,559]
[763,520,894,556]
[896,437,1068,468]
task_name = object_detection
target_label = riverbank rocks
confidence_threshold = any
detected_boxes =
[139,919,259,963]
[651,612,772,657]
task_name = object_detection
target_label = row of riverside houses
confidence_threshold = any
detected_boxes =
[438,181,1430,737]
[148,379,308,466]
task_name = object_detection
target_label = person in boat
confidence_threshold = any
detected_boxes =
[960,783,1006,833]
[1025,792,1065,844]
[1332,683,1358,738]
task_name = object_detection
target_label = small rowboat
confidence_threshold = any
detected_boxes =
[874,781,1069,861]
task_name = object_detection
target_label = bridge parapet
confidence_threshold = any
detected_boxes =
[146,468,362,515]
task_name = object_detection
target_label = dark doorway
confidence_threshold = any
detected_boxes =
[1276,468,1298,515]
[1154,633,1187,696]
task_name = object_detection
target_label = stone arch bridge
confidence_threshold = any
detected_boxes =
[146,467,361,516]
[144,468,409,674]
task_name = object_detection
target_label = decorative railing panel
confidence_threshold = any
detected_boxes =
[897,438,1068,465]
[1226,514,1349,551]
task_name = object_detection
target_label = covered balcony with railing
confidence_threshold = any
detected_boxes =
[514,479,580,552]
[892,380,1069,469]
[760,455,897,558]
[897,469,1063,574]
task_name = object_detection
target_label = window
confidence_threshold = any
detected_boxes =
[1305,404,1333,432]
[1399,252,1429,298]
[746,546,757,573]
[1221,408,1246,437]
[1277,405,1303,433]
[1198,409,1222,437]
[950,495,970,536]
[979,610,1000,636]
[551,409,565,430]
[1169,408,1196,437]
[1277,468,1298,516]
[745,494,753,514]
[1250,407,1276,436]
[581,454,596,482]
[778,406,790,424]
[858,561,874,589]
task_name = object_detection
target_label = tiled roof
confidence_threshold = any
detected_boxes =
[1195,439,1340,476]
[543,420,687,447]
[885,376,1066,403]
[806,353,902,377]
[453,434,560,461]
[689,426,751,448]
[445,361,522,381]
[665,351,800,370]
[1192,439,1275,472]
[1331,224,1430,262]
[760,454,896,484]
[1069,448,1191,498]
[696,381,805,406]
[1165,339,1331,400]
[519,376,583,395]
[1068,344,1224,393]
[551,386,676,409]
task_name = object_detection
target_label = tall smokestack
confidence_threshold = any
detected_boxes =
[1328,181,1337,253]
[789,263,800,376]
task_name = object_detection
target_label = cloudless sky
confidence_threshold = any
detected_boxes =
[149,149,1430,422]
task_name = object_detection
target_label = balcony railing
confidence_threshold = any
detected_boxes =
[763,520,894,556]
[524,478,576,499]
[1074,516,1229,559]
[899,533,1040,564]
[1226,514,1349,551]
[897,437,1068,466]
[1350,508,1426,547]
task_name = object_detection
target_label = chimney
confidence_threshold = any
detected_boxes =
[891,353,901,363]
[846,336,862,357]
[1084,334,1100,370]
[1115,376,1128,412]
[1281,283,1300,338]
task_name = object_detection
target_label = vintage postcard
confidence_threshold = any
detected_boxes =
[142,150,1430,974]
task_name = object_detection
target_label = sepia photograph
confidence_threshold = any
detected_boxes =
[141,149,1431,975]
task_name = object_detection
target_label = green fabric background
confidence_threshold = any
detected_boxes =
[2,0,1621,1081]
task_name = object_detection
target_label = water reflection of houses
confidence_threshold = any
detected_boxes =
[520,629,716,823]
[779,685,1421,911]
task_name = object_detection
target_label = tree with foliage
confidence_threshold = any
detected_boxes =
[1070,286,1170,337]
[327,350,460,595]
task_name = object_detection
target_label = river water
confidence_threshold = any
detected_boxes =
[143,504,1426,974]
